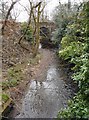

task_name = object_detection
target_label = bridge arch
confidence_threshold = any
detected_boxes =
[40,26,50,38]
[39,22,56,48]
[40,21,56,33]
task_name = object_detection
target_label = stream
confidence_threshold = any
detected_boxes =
[15,50,76,118]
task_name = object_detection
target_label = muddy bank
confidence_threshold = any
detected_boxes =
[7,49,77,118]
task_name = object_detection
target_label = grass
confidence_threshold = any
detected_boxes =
[1,79,19,90]
[1,66,23,90]
[2,52,42,90]
[0,93,9,104]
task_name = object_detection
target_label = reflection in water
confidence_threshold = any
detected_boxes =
[39,43,42,49]
[16,65,74,118]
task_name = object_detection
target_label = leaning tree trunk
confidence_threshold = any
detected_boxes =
[2,1,18,35]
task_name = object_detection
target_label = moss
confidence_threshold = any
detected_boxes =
[1,65,23,90]
[1,79,19,90]
[1,94,9,103]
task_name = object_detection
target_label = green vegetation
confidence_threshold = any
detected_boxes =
[21,22,33,43]
[58,94,89,118]
[1,66,23,90]
[1,0,89,117]
[1,94,9,104]
[52,2,78,46]
[54,1,89,119]
[2,79,19,90]
[1,53,41,90]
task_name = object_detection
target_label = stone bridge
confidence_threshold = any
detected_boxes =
[39,21,56,48]
[40,21,56,33]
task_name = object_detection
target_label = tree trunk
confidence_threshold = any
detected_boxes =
[2,1,18,35]
[33,3,41,57]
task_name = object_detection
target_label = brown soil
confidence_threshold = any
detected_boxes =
[7,48,78,118]
[10,49,55,101]
[2,21,56,118]
[5,49,56,118]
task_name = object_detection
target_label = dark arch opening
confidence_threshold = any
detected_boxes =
[40,27,52,48]
[40,27,50,37]
[40,26,56,48]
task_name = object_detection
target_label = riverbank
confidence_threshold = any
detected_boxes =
[6,49,77,118]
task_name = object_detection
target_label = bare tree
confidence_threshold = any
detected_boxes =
[30,1,46,57]
[2,0,19,35]
[18,0,46,56]
[18,1,39,44]
[12,7,21,21]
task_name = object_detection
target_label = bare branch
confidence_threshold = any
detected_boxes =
[2,0,20,35]
[18,1,42,45]
[18,2,30,15]
[40,3,46,13]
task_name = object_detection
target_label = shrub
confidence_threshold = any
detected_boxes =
[58,1,89,119]
[21,22,33,42]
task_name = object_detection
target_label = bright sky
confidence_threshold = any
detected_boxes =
[10,0,83,22]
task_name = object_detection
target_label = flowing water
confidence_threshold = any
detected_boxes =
[15,51,76,118]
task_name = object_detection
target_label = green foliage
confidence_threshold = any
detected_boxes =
[60,36,72,48]
[52,3,78,46]
[1,94,9,103]
[8,67,23,81]
[1,67,23,90]
[58,94,89,118]
[21,22,33,42]
[58,1,89,119]
[8,67,21,79]
[59,41,84,60]
[1,79,19,90]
